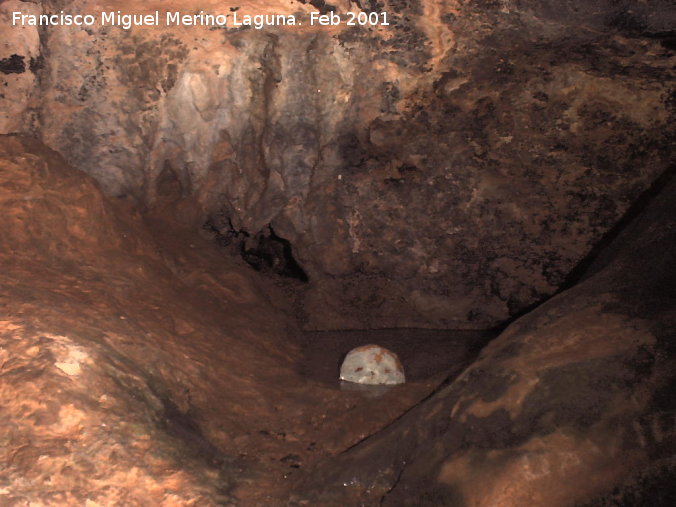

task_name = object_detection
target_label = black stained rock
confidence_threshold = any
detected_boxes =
[0,54,26,74]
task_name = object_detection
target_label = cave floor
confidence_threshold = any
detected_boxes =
[233,327,494,504]
[1,171,494,504]
[150,218,496,503]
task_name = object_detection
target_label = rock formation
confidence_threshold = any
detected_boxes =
[340,344,406,385]
[0,0,674,504]
[292,168,676,505]
[0,135,300,504]
[2,0,673,328]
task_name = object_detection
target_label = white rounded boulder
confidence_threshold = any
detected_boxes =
[339,344,406,385]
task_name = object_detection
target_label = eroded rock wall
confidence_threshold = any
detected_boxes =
[291,167,676,507]
[0,1,42,133]
[1,0,675,328]
[1,135,493,505]
[0,134,303,504]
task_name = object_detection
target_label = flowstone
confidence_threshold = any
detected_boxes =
[339,345,405,385]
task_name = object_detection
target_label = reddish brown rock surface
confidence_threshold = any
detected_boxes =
[0,135,490,504]
[0,0,675,505]
[291,171,676,505]
[0,134,294,504]
[2,0,674,328]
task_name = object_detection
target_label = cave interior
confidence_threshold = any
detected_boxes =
[1,0,675,505]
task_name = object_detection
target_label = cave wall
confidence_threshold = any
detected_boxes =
[0,134,307,505]
[1,0,674,328]
[291,164,676,507]
[0,1,42,133]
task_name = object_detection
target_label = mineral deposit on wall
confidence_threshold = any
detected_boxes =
[1,0,674,329]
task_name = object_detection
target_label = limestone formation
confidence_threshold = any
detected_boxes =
[0,0,674,504]
[1,0,673,329]
[292,169,676,506]
[340,344,406,385]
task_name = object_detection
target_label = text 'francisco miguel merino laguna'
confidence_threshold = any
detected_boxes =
[12,10,391,29]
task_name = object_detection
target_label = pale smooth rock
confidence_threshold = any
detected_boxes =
[339,345,405,385]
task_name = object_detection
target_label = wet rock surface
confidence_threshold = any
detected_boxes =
[0,135,492,504]
[0,134,299,504]
[0,0,675,504]
[291,171,676,505]
[1,0,673,328]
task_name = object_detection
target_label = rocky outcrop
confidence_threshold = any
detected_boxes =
[291,170,676,505]
[1,0,675,329]
[2,135,473,504]
[0,135,300,504]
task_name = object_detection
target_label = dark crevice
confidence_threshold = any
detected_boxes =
[242,225,309,282]
[0,54,26,74]
[297,0,337,15]
[493,162,676,334]
[641,30,676,51]
[205,216,309,282]
[29,55,44,73]
[562,162,676,288]
[658,36,676,51]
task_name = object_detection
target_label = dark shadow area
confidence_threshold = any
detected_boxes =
[562,162,676,287]
[297,0,337,15]
[493,162,676,335]
[0,54,25,74]
[578,457,676,507]
[204,215,309,282]
[160,397,228,469]
[242,226,309,282]
[643,30,676,51]
[298,328,496,387]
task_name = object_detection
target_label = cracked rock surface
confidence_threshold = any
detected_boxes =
[1,135,489,504]
[1,0,674,328]
[291,157,676,507]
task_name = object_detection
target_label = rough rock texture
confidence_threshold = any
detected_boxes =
[1,135,492,504]
[0,134,298,504]
[1,0,675,328]
[291,171,676,505]
[0,1,42,133]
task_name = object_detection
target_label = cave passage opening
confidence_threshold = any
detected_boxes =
[204,214,309,282]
